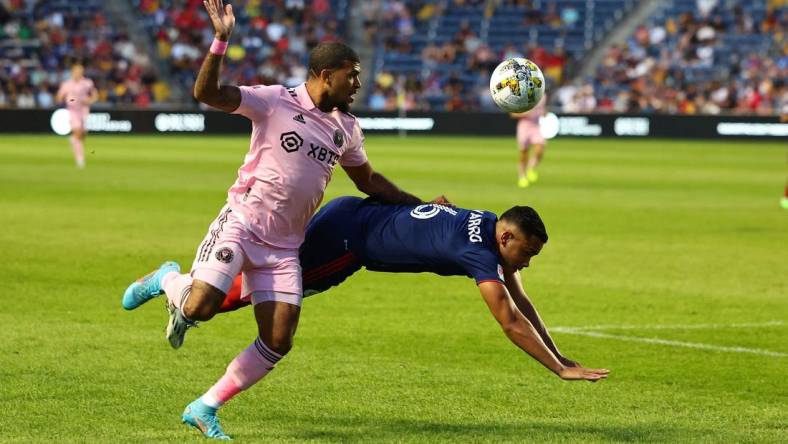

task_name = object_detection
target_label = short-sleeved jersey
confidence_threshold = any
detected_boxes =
[228,83,368,249]
[57,77,95,111]
[518,95,546,124]
[328,197,503,284]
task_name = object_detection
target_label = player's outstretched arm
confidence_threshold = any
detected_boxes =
[55,84,66,104]
[343,162,423,205]
[477,282,609,382]
[503,268,574,366]
[194,0,241,112]
[86,84,99,105]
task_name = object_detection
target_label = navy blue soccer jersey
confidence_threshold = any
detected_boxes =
[317,197,504,284]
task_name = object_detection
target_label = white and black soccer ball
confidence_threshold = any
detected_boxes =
[489,58,545,113]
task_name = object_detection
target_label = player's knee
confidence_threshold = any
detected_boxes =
[182,283,225,321]
[263,334,293,356]
[182,302,217,321]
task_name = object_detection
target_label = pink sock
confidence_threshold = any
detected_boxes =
[162,272,193,312]
[70,136,84,167]
[201,337,283,408]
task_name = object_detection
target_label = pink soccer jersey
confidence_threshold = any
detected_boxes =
[228,83,368,249]
[57,77,95,111]
[517,95,547,147]
[519,95,546,124]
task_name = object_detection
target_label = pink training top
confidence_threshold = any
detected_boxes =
[228,82,368,249]
[57,77,95,111]
[518,95,546,123]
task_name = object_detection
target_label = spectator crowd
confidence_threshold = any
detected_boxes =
[0,0,168,108]
[0,0,784,115]
[559,0,786,115]
[136,0,345,105]
[363,0,572,112]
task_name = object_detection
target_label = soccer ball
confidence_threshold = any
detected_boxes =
[489,58,545,113]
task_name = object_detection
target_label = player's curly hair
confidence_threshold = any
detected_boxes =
[308,42,360,77]
[500,206,548,243]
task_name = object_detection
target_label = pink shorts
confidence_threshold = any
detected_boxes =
[69,108,89,131]
[190,205,302,300]
[517,120,545,149]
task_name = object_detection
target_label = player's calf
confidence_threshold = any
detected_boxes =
[182,335,288,439]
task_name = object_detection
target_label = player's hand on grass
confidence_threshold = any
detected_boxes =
[558,366,609,382]
[204,0,235,40]
[558,356,581,368]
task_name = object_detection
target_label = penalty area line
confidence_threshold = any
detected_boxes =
[552,328,787,357]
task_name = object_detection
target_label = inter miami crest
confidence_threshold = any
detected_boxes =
[333,129,344,148]
[215,247,234,264]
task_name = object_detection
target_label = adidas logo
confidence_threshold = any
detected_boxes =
[293,114,306,124]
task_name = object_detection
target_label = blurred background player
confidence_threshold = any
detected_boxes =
[55,63,97,168]
[782,183,788,209]
[510,95,547,188]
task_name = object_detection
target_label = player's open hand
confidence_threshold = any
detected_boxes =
[558,366,609,382]
[559,356,581,368]
[204,0,235,40]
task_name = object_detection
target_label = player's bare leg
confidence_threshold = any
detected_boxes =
[167,275,248,349]
[159,273,227,348]
[518,148,529,188]
[526,143,544,183]
[180,280,226,321]
[70,127,86,168]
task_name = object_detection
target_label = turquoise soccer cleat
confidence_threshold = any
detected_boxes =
[182,399,232,440]
[122,261,180,310]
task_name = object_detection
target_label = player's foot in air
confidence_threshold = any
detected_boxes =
[526,168,539,183]
[122,261,180,310]
[182,399,232,440]
[517,177,529,188]
[166,301,198,349]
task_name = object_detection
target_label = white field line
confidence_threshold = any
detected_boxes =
[553,328,787,357]
[553,321,785,331]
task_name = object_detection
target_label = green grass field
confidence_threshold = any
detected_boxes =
[1,134,786,443]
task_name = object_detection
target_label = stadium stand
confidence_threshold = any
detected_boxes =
[133,0,350,105]
[365,0,638,111]
[574,0,787,114]
[0,0,168,108]
[1,0,783,115]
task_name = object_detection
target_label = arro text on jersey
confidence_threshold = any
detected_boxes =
[467,210,484,242]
